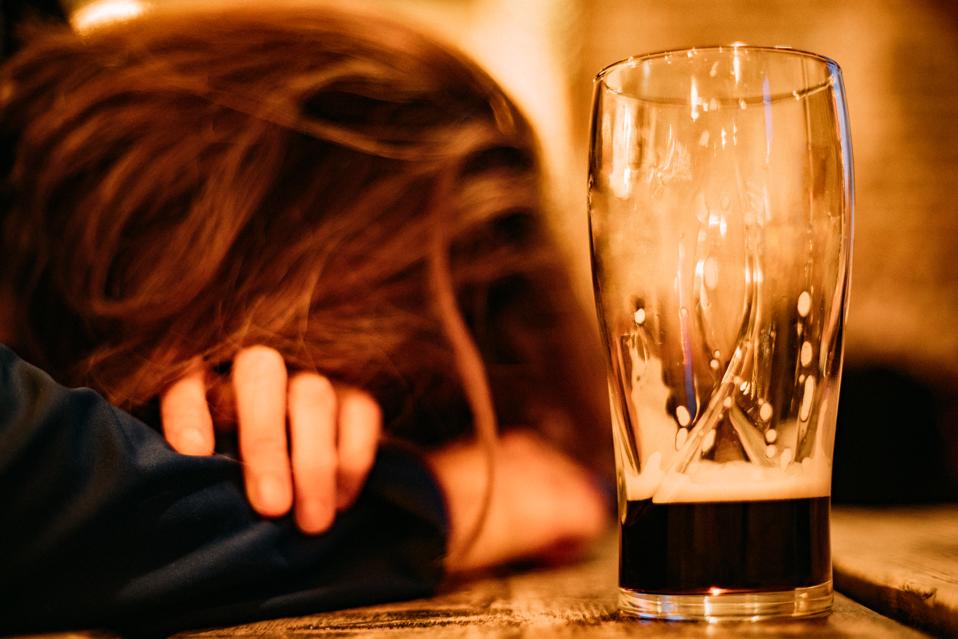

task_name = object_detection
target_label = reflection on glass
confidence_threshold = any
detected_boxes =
[589,45,854,620]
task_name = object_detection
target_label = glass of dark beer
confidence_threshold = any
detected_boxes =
[588,46,853,620]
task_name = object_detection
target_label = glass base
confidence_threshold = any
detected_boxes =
[618,581,832,621]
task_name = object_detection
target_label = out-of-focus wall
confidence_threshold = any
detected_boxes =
[572,0,958,389]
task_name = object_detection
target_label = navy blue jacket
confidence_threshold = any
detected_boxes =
[0,346,448,635]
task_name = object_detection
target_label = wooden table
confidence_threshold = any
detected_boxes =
[21,505,956,638]
[172,506,958,638]
[832,505,958,637]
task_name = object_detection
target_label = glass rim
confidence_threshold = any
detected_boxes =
[594,44,842,95]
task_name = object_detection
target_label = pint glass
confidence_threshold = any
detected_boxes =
[588,46,853,620]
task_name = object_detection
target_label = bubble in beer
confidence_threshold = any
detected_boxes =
[801,341,813,367]
[676,405,691,427]
[739,380,750,393]
[800,376,816,421]
[722,396,733,408]
[680,306,689,318]
[709,61,719,77]
[759,401,773,422]
[704,257,719,289]
[765,428,777,443]
[702,428,716,452]
[797,291,812,317]
[713,349,721,359]
[634,308,646,325]
[675,427,689,450]
[738,98,747,110]
[766,444,778,457]
[710,358,720,371]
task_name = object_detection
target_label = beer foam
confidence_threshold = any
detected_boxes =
[625,451,831,503]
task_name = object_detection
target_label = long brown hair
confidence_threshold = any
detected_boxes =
[0,5,608,465]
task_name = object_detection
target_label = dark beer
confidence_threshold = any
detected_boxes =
[620,497,830,593]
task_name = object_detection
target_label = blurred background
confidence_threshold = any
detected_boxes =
[6,0,958,500]
[393,0,958,502]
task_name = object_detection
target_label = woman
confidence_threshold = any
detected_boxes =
[0,4,610,634]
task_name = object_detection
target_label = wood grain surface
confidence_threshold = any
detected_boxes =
[174,529,928,638]
[17,512,949,638]
[833,504,958,637]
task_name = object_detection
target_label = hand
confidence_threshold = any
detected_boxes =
[159,345,382,534]
[428,430,610,573]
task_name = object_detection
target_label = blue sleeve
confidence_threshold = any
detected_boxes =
[0,345,448,635]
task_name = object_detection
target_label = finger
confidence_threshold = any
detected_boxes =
[233,345,293,518]
[160,360,215,456]
[288,372,338,534]
[335,388,382,510]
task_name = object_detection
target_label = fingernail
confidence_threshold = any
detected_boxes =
[179,428,208,455]
[256,475,287,514]
[298,500,333,534]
